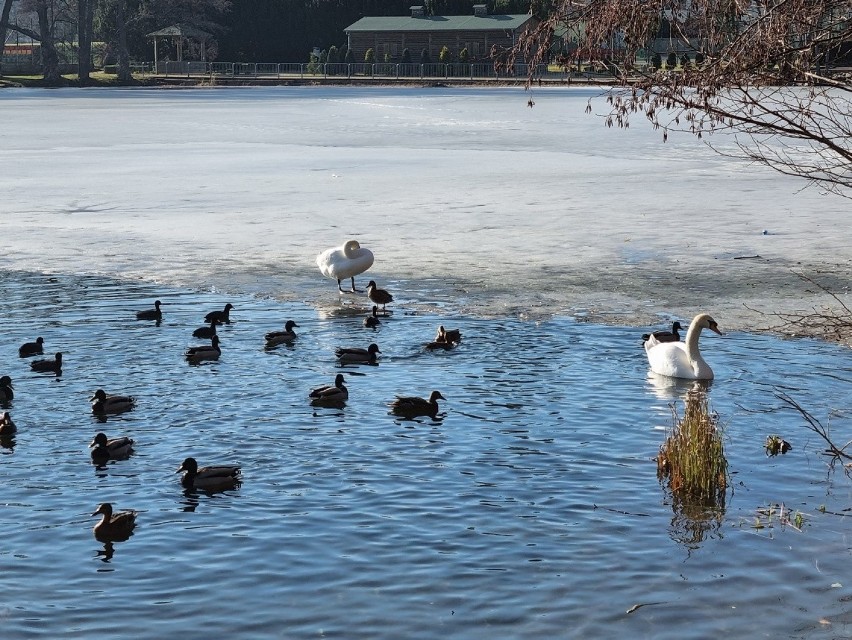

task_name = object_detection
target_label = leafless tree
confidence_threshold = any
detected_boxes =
[0,0,14,77]
[516,0,852,197]
[1,0,69,83]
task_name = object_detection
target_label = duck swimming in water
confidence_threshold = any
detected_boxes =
[177,457,241,491]
[642,321,683,344]
[185,335,221,363]
[336,343,381,365]
[192,319,220,339]
[390,390,445,418]
[19,337,44,357]
[91,389,136,414]
[204,303,234,324]
[0,376,13,403]
[265,320,299,347]
[92,503,136,542]
[136,300,162,321]
[317,240,375,293]
[364,306,381,328]
[309,373,348,407]
[390,391,446,418]
[90,432,134,462]
[0,412,16,436]
[31,352,62,374]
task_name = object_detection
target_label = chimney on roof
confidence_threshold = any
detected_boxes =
[473,4,488,16]
[411,5,425,18]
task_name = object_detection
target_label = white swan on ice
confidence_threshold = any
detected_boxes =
[316,240,374,293]
[644,313,722,380]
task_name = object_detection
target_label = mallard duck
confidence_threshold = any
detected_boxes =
[0,376,14,403]
[364,306,381,328]
[0,412,16,436]
[185,335,221,363]
[18,337,44,357]
[192,319,220,339]
[92,503,136,542]
[204,303,233,324]
[309,373,348,407]
[31,352,62,373]
[136,300,162,321]
[335,343,381,365]
[438,326,462,344]
[425,326,461,350]
[390,390,445,418]
[645,313,723,380]
[425,338,455,351]
[317,240,375,293]
[90,432,134,462]
[642,321,683,344]
[366,280,393,312]
[90,389,136,414]
[177,457,241,491]
[265,320,299,347]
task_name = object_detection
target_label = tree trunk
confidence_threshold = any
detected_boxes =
[0,0,14,78]
[36,4,61,84]
[77,0,93,84]
[115,0,130,82]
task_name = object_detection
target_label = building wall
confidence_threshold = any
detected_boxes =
[347,29,521,62]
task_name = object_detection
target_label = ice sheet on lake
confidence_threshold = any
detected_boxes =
[0,86,847,325]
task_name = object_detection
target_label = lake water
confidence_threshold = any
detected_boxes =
[1,272,850,639]
[0,87,850,639]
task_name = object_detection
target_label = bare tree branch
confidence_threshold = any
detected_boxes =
[518,0,852,196]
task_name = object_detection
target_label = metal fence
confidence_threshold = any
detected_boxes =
[154,61,613,81]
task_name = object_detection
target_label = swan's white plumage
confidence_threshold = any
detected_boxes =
[644,313,722,380]
[317,240,374,288]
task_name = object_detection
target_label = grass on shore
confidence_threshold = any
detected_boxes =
[0,72,155,88]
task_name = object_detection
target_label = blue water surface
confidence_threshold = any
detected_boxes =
[0,271,849,639]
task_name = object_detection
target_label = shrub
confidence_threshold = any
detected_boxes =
[384,51,392,63]
[344,49,354,63]
[327,45,339,64]
[666,51,677,69]
[651,52,662,69]
[420,48,430,64]
[439,46,452,64]
[307,52,320,74]
[401,48,411,64]
[459,47,469,63]
[364,48,375,64]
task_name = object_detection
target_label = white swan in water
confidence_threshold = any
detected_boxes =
[317,240,374,293]
[644,313,722,380]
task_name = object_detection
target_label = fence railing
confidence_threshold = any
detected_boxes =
[153,61,613,81]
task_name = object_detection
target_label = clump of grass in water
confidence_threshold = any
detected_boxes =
[657,391,728,504]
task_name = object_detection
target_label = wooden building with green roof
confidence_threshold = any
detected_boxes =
[344,4,536,63]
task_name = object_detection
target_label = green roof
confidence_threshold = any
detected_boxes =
[345,14,534,33]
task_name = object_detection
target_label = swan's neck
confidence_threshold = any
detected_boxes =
[684,324,704,361]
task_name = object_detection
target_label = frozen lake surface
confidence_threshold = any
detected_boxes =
[1,86,850,327]
[0,87,849,638]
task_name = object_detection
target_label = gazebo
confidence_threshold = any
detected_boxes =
[147,24,211,71]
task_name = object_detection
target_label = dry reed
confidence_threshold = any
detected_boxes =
[657,391,728,504]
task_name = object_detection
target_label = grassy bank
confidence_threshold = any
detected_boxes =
[0,72,157,89]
